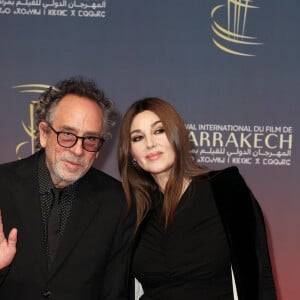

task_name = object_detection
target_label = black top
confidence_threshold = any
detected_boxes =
[132,179,235,300]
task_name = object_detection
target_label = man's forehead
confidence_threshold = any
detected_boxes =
[53,96,103,133]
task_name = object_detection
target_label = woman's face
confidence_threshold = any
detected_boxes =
[130,110,176,183]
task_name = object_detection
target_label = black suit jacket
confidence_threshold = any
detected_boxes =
[0,151,135,300]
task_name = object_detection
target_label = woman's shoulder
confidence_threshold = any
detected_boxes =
[192,166,250,196]
[196,166,241,182]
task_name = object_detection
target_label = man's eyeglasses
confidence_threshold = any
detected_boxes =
[47,123,105,152]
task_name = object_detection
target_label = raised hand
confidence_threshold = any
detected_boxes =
[0,211,17,270]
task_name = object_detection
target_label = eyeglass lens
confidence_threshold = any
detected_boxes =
[57,132,103,152]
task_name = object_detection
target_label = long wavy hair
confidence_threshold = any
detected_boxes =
[118,97,208,229]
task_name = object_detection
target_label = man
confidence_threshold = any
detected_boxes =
[0,77,135,299]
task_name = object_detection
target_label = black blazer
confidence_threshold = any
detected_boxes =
[0,151,135,300]
[209,167,277,300]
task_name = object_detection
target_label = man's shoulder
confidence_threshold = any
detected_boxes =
[0,159,19,171]
[0,152,38,175]
[80,168,127,210]
[81,167,123,193]
[87,167,121,184]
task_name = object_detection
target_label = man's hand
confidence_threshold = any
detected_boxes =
[0,211,17,270]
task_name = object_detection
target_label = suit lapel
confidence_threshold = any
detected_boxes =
[12,155,48,279]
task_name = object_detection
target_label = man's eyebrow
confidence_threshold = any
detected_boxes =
[59,125,102,136]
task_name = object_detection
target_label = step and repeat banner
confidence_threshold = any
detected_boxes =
[0,1,299,299]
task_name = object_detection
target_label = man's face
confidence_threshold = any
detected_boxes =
[39,94,103,187]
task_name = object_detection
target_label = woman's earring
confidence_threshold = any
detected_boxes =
[131,158,138,168]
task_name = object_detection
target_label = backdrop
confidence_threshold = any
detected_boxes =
[0,1,299,299]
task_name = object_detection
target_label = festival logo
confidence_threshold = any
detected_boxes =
[13,84,50,159]
[211,0,263,56]
[187,123,293,167]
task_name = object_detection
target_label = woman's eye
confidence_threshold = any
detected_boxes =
[131,135,143,142]
[154,128,165,134]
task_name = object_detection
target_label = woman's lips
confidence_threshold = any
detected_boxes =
[146,152,162,161]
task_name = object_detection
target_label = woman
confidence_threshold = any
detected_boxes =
[118,97,277,300]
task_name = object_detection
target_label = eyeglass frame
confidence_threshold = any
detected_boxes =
[46,122,105,152]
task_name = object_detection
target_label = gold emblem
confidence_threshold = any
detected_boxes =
[211,0,263,56]
[13,84,50,159]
